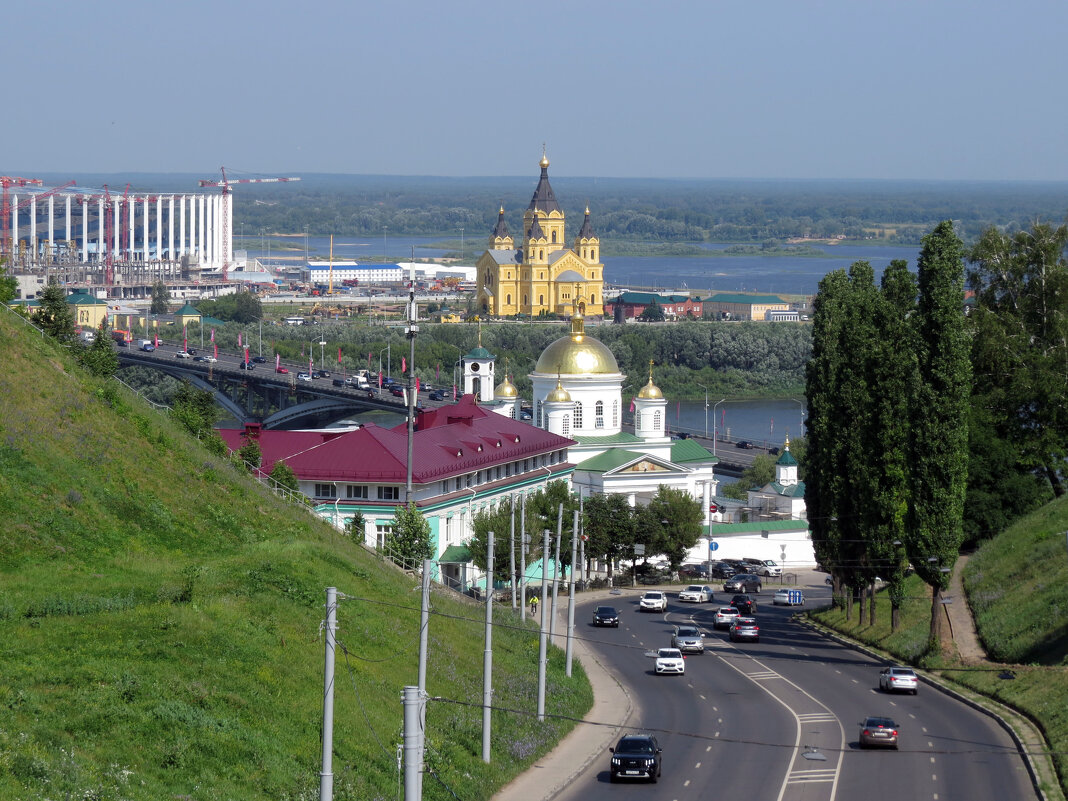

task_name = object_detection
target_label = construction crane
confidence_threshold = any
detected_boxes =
[6,180,76,264]
[1,176,44,260]
[197,168,300,281]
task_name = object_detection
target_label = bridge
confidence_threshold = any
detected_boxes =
[116,345,423,429]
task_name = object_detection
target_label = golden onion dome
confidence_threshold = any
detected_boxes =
[546,379,572,403]
[637,376,663,400]
[494,376,518,399]
[534,315,620,375]
[540,151,550,169]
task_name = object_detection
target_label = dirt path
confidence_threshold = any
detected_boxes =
[946,553,988,663]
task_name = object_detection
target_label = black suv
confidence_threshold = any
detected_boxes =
[730,593,757,615]
[609,734,662,783]
[724,573,762,594]
[591,606,620,627]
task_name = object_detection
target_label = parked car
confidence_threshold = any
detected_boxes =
[730,594,757,615]
[591,606,620,627]
[713,607,740,629]
[735,440,754,449]
[729,616,760,643]
[773,589,805,606]
[710,561,737,579]
[428,390,446,401]
[753,559,782,577]
[609,734,662,783]
[879,666,919,695]
[678,584,713,603]
[859,716,899,749]
[654,647,686,675]
[251,355,268,363]
[671,624,704,654]
[678,563,710,579]
[316,370,330,378]
[724,573,762,594]
[639,591,667,613]
[519,411,532,420]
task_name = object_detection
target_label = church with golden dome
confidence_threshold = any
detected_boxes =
[475,151,605,319]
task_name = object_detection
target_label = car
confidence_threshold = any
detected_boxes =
[609,734,662,783]
[859,716,899,749]
[729,616,760,642]
[678,584,713,603]
[724,573,762,594]
[316,370,330,378]
[193,355,208,362]
[879,666,919,695]
[678,563,710,579]
[174,350,192,358]
[773,589,805,606]
[740,557,768,573]
[519,411,532,420]
[296,372,312,381]
[240,361,255,370]
[730,594,757,615]
[671,624,704,653]
[428,390,446,401]
[186,348,197,356]
[654,647,686,675]
[735,440,754,449]
[710,561,737,579]
[638,591,667,613]
[591,605,620,627]
[754,559,782,577]
[251,355,268,363]
[275,366,289,374]
[713,606,740,629]
[390,386,406,397]
[332,378,346,387]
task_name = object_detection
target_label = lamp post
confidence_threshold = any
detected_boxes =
[318,339,326,372]
[303,225,309,268]
[459,226,464,262]
[790,398,805,438]
[696,383,709,438]
[711,398,726,456]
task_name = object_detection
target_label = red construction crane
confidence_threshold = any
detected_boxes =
[197,168,300,281]
[102,185,115,287]
[7,180,76,263]
[1,176,44,260]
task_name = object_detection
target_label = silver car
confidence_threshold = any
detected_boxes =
[879,666,919,695]
[671,624,705,653]
[678,584,713,603]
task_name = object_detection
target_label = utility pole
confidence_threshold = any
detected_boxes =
[509,505,516,611]
[519,496,527,622]
[402,686,420,800]
[537,530,549,721]
[417,560,431,798]
[566,511,578,677]
[550,505,562,641]
[405,257,418,503]
[482,531,494,763]
[319,587,337,801]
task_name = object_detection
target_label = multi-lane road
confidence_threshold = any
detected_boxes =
[556,584,1035,801]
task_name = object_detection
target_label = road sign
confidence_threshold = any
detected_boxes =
[709,541,719,553]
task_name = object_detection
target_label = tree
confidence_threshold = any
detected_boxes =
[32,279,76,344]
[236,436,261,471]
[78,317,120,378]
[469,501,517,583]
[581,493,636,582]
[0,263,17,304]
[150,281,171,315]
[386,502,433,569]
[346,510,366,539]
[268,460,299,495]
[906,221,971,655]
[644,485,704,570]
[638,297,665,322]
[171,380,219,438]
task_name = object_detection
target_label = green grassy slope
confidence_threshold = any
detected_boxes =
[0,312,591,801]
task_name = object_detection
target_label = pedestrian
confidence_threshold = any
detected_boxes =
[529,594,539,616]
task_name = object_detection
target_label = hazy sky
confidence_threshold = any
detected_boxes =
[7,0,1068,181]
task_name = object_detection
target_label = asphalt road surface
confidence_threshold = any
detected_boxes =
[555,585,1036,801]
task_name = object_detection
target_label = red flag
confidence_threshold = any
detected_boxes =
[213,343,218,359]
[378,372,383,388]
[210,328,215,342]
[237,332,242,347]
[435,363,440,380]
[309,358,313,374]
[367,352,372,368]
[244,347,249,363]
[401,357,407,373]
[276,353,280,369]
[453,384,457,400]
[629,398,635,413]
[416,377,420,393]
[154,333,159,347]
[337,347,342,364]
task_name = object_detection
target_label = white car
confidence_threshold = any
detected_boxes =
[297,372,313,382]
[879,666,919,695]
[639,591,667,613]
[203,356,218,363]
[174,350,192,358]
[713,606,740,629]
[678,584,713,603]
[655,647,686,675]
[755,559,782,577]
[773,589,805,606]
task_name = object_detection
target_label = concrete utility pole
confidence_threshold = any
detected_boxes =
[482,531,495,763]
[417,559,431,797]
[549,504,562,641]
[403,686,420,800]
[319,587,337,801]
[537,530,550,721]
[566,511,578,677]
[520,496,528,622]
[509,505,517,611]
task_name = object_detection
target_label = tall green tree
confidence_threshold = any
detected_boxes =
[386,502,433,570]
[0,263,17,303]
[906,221,971,654]
[644,485,704,570]
[638,297,665,322]
[581,493,635,582]
[32,279,76,344]
[171,380,219,438]
[150,281,171,315]
[78,317,120,378]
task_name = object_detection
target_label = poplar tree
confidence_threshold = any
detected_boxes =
[906,221,971,654]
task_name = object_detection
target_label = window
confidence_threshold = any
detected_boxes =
[378,486,400,501]
[591,293,597,304]
[612,399,619,426]
[454,477,462,492]
[539,249,544,260]
[573,402,583,429]
[375,523,393,550]
[562,415,570,436]
[539,294,544,304]
[315,484,337,498]
[536,400,543,427]
[347,485,368,499]
[591,248,596,260]
[551,230,557,243]
[653,411,662,431]
[595,400,604,429]
[506,294,511,304]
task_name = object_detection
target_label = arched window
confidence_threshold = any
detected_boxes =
[591,248,596,260]
[506,294,511,304]
[539,249,544,260]
[524,295,528,305]
[612,399,619,426]
[539,294,544,305]
[595,400,604,429]
[653,410,662,431]
[573,402,583,429]
[551,230,557,243]
[591,293,597,304]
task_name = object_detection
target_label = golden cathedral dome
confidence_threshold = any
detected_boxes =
[637,377,663,399]
[546,379,572,403]
[494,376,518,399]
[534,315,620,376]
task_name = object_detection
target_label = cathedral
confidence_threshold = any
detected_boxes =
[475,152,605,319]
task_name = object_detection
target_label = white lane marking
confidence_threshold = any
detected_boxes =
[930,756,936,763]
[909,713,916,719]
[714,731,719,738]
[922,726,928,733]
[928,741,934,748]
[932,774,938,781]
[684,780,691,787]
[699,694,707,700]
[706,746,712,752]
[695,762,701,769]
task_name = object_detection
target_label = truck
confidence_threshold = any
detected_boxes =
[139,340,155,352]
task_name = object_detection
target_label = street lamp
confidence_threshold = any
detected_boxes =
[696,383,710,438]
[711,398,726,456]
[459,226,464,262]
[790,398,805,439]
[318,339,326,372]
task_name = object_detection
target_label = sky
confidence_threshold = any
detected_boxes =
[6,0,1068,182]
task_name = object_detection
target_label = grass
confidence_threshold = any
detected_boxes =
[0,310,592,801]
[811,494,1068,799]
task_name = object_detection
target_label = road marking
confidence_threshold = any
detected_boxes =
[699,694,707,700]
[706,746,712,752]
[683,779,691,787]
[932,774,937,781]
[695,762,701,769]
[928,741,934,748]
[930,756,936,763]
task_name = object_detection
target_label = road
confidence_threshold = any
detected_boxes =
[554,584,1035,801]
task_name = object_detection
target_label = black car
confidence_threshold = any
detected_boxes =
[332,378,346,387]
[710,561,737,579]
[591,605,620,627]
[428,390,446,401]
[251,355,268,363]
[193,355,208,362]
[735,440,754,449]
[316,370,330,378]
[609,734,662,783]
[239,361,255,370]
[724,573,762,594]
[730,593,757,615]
[678,563,710,579]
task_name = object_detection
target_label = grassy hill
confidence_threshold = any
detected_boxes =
[0,310,591,800]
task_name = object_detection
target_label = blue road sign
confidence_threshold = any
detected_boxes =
[709,541,719,553]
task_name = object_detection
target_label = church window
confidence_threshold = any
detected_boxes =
[539,294,544,304]
[612,399,619,426]
[653,411,662,431]
[582,248,586,258]
[524,295,528,305]
[591,248,596,260]
[506,294,511,305]
[595,401,604,429]
[591,293,597,304]
[539,249,544,260]
[536,400,543,427]
[509,407,515,419]
[552,231,557,243]
[562,415,570,437]
[573,402,583,429]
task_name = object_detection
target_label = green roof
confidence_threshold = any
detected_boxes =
[438,544,472,563]
[571,432,642,445]
[200,315,227,327]
[701,293,786,305]
[670,438,718,464]
[702,520,809,536]
[617,291,692,304]
[175,303,202,316]
[776,449,797,466]
[574,449,645,474]
[465,346,494,360]
[65,291,107,305]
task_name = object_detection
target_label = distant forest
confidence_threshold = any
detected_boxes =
[40,171,1068,249]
